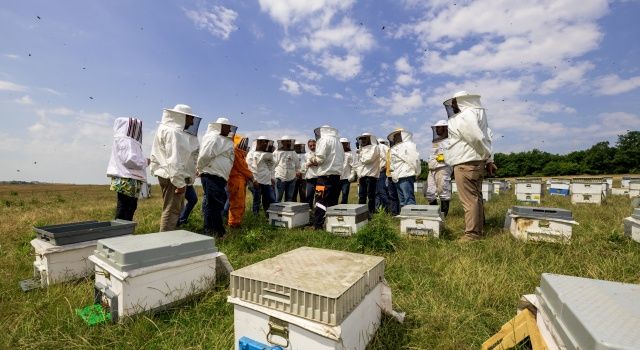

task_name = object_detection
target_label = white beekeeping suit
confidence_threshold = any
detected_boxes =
[356,133,380,178]
[424,120,452,215]
[150,104,201,188]
[310,126,344,176]
[248,136,275,185]
[274,136,299,182]
[387,129,421,183]
[377,138,390,171]
[443,91,492,166]
[340,138,354,181]
[295,143,307,178]
[197,117,237,181]
[107,117,147,182]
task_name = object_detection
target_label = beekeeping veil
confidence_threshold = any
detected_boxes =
[431,119,449,142]
[313,125,332,140]
[114,117,143,143]
[387,128,413,147]
[340,137,351,152]
[356,133,377,149]
[184,115,202,136]
[234,134,250,152]
[294,143,306,154]
[442,91,483,118]
[255,136,274,153]
[377,138,389,146]
[209,117,238,138]
[277,136,295,151]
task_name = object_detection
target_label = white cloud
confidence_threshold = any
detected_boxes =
[318,54,362,81]
[257,0,354,27]
[538,62,594,94]
[184,5,238,40]
[0,80,27,92]
[594,74,640,96]
[243,127,310,145]
[296,65,322,81]
[306,18,374,53]
[4,53,20,59]
[15,95,34,105]
[374,88,425,116]
[280,78,301,95]
[333,93,344,99]
[394,56,420,86]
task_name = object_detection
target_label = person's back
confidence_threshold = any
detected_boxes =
[309,126,344,229]
[228,136,254,228]
[388,129,420,207]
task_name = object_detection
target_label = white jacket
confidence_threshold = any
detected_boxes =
[389,130,421,182]
[444,95,492,166]
[196,123,235,181]
[274,150,299,181]
[357,140,380,178]
[305,151,319,179]
[378,142,390,170]
[298,153,307,177]
[428,139,450,171]
[107,118,147,182]
[341,152,355,180]
[248,150,275,185]
[311,126,344,176]
[150,111,200,188]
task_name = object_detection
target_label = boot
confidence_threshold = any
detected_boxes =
[428,200,438,206]
[440,200,450,217]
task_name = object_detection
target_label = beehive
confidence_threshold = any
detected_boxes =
[267,202,309,228]
[515,178,544,204]
[548,178,570,196]
[398,205,442,237]
[623,208,640,243]
[570,178,604,204]
[325,204,369,236]
[506,206,578,243]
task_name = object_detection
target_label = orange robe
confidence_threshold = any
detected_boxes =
[228,146,253,227]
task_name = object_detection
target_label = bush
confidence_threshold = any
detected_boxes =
[355,212,399,252]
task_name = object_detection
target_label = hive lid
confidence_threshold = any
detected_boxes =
[550,178,571,184]
[400,205,440,217]
[511,206,573,221]
[93,230,216,272]
[632,208,640,220]
[326,204,368,216]
[34,220,136,245]
[571,177,604,183]
[536,273,640,350]
[516,177,542,183]
[267,202,309,214]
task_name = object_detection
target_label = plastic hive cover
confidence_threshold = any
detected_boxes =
[34,220,136,245]
[400,205,440,217]
[326,204,368,216]
[536,273,640,350]
[571,177,604,183]
[511,206,573,221]
[516,177,542,183]
[632,208,640,220]
[229,246,385,326]
[267,202,309,213]
[93,230,216,272]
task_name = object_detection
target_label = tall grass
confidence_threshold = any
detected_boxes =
[0,183,638,349]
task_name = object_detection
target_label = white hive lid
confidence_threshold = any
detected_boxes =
[267,202,309,214]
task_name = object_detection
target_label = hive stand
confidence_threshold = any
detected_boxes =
[481,309,548,350]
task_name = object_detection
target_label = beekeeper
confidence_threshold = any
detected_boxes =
[442,91,496,241]
[196,117,237,237]
[227,136,255,228]
[304,139,318,210]
[178,118,201,226]
[293,143,307,202]
[355,133,380,214]
[339,138,355,204]
[150,104,201,232]
[107,117,147,221]
[423,120,452,217]
[388,128,421,207]
[248,136,276,214]
[376,138,390,211]
[274,136,299,202]
[308,125,344,229]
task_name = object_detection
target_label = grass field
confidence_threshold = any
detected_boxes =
[0,182,638,350]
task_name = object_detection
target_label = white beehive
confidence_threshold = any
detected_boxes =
[535,273,640,350]
[413,181,425,193]
[621,176,640,188]
[267,202,310,228]
[571,178,604,205]
[548,178,570,196]
[515,178,544,204]
[481,181,494,201]
[624,208,640,243]
[228,247,386,350]
[629,180,640,198]
[89,230,220,322]
[398,205,442,237]
[325,204,369,236]
[507,206,578,243]
[490,180,507,195]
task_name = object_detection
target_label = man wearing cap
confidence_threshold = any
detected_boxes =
[150,104,201,232]
[308,125,344,229]
[355,133,380,214]
[274,136,299,202]
[197,117,237,237]
[442,91,497,241]
[424,120,452,217]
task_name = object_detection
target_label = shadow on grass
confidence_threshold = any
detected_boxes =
[367,313,416,350]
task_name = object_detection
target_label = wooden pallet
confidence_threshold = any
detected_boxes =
[481,309,548,350]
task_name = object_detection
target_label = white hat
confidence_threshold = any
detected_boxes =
[433,119,448,127]
[339,137,349,143]
[281,135,293,140]
[215,117,230,124]
[452,90,480,99]
[257,135,267,140]
[165,104,197,117]
[361,132,372,136]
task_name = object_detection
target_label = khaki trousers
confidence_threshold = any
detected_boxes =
[454,161,485,237]
[158,176,185,232]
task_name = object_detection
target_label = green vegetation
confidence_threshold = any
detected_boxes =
[0,183,638,349]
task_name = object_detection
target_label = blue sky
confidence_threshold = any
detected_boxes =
[1,0,639,184]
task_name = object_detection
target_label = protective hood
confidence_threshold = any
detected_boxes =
[356,133,378,149]
[294,143,306,154]
[313,125,338,140]
[256,138,275,153]
[184,116,202,136]
[340,138,351,152]
[431,119,449,142]
[277,136,295,151]
[161,104,199,131]
[387,129,413,147]
[377,138,389,146]
[208,117,238,138]
[113,117,143,143]
[234,134,250,151]
[443,91,483,118]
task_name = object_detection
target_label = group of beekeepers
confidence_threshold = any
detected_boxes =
[106,91,496,241]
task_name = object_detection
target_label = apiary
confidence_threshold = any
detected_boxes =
[621,176,640,188]
[228,247,387,350]
[325,204,369,236]
[515,178,544,204]
[570,178,604,204]
[481,181,494,201]
[88,230,220,322]
[629,180,640,198]
[506,206,578,243]
[397,205,442,237]
[267,202,310,228]
[548,178,570,196]
[624,208,640,243]
[19,220,135,291]
[535,273,640,350]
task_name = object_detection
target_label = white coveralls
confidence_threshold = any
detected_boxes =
[425,125,452,202]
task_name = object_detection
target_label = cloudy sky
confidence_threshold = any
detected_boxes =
[1,0,639,184]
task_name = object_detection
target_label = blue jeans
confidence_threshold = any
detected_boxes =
[358,176,377,214]
[396,176,416,207]
[276,178,296,202]
[259,184,276,213]
[250,183,260,214]
[178,185,198,225]
[340,179,350,204]
[305,178,317,209]
[201,174,227,237]
[375,170,389,211]
[387,179,400,215]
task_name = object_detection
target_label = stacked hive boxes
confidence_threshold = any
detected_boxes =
[325,204,369,236]
[505,206,578,243]
[267,202,310,228]
[570,178,604,204]
[515,178,544,204]
[548,178,570,196]
[397,205,442,237]
[623,208,640,243]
